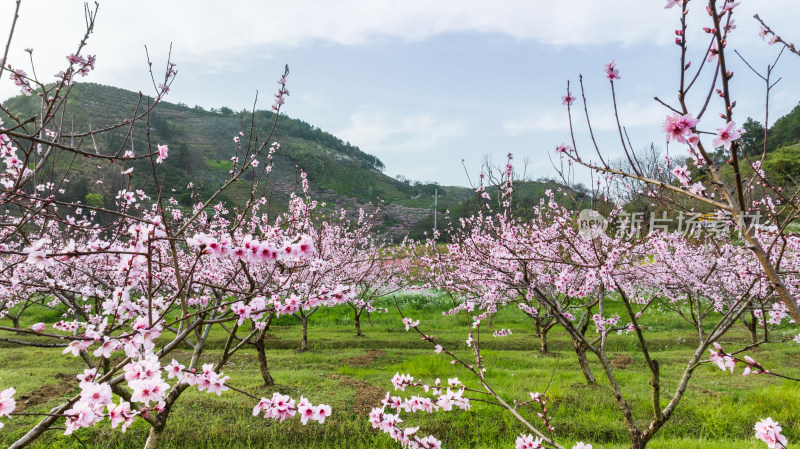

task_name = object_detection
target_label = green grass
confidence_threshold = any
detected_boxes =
[205,158,234,171]
[0,293,798,448]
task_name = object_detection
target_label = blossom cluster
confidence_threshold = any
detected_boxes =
[754,418,788,449]
[371,376,471,449]
[252,393,331,425]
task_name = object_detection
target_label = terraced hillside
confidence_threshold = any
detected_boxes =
[1,83,585,239]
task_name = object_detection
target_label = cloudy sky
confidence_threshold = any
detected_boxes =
[2,0,799,187]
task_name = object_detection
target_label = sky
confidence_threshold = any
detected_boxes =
[1,0,799,187]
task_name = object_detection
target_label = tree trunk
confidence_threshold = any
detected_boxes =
[355,311,363,337]
[143,404,168,449]
[254,334,275,386]
[539,328,548,353]
[143,379,189,449]
[573,337,596,384]
[144,426,163,449]
[630,431,646,449]
[745,311,758,345]
[300,314,308,352]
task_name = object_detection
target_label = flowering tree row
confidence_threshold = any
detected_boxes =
[0,4,400,447]
[394,174,795,448]
[0,0,798,448]
[372,1,800,448]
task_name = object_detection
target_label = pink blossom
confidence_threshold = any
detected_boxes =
[79,382,113,407]
[664,113,700,144]
[156,144,169,163]
[722,0,740,12]
[202,371,230,396]
[754,417,788,449]
[30,322,45,332]
[672,165,691,186]
[129,378,170,405]
[687,132,700,148]
[77,368,97,386]
[67,53,86,65]
[64,401,101,435]
[573,444,592,449]
[294,235,315,256]
[181,372,198,386]
[493,328,513,337]
[402,317,419,331]
[767,302,788,325]
[5,154,22,168]
[664,0,682,8]
[743,356,756,376]
[391,373,414,391]
[93,338,120,358]
[63,339,91,357]
[515,433,543,449]
[707,40,720,62]
[25,250,53,269]
[712,121,741,150]
[167,359,185,379]
[256,392,296,422]
[314,404,332,423]
[298,397,316,424]
[604,60,620,80]
[252,397,272,416]
[562,93,576,105]
[0,388,16,419]
[688,182,706,196]
[709,343,735,372]
[108,400,136,432]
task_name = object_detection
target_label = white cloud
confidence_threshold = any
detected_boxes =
[108,1,799,49]
[338,106,467,155]
[503,101,666,135]
[2,0,797,189]
[2,0,796,101]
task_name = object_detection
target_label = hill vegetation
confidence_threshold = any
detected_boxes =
[1,83,587,240]
[739,105,800,184]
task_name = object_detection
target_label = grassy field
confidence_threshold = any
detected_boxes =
[0,293,798,448]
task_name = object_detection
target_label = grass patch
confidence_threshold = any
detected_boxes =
[0,294,797,448]
[205,158,234,171]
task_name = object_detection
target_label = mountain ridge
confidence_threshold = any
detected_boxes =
[0,82,582,239]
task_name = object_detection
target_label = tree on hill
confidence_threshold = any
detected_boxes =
[741,104,800,156]
[740,117,765,155]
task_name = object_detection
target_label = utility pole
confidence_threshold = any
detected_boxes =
[433,189,438,232]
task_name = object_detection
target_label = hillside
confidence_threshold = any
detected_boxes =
[0,83,583,239]
[741,105,800,155]
[735,106,800,186]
